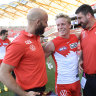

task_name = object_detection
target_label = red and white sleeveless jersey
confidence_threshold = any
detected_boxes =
[52,34,79,84]
[0,38,10,59]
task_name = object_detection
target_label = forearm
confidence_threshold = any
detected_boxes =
[45,52,52,59]
[78,50,83,73]
[0,71,27,96]
[79,50,83,61]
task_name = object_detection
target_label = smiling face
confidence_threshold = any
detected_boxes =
[76,12,89,29]
[56,17,71,38]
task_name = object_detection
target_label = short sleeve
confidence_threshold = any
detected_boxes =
[3,43,25,67]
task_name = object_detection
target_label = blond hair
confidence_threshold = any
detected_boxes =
[55,13,71,24]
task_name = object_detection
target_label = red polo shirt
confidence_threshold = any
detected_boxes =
[3,30,48,90]
[81,22,96,74]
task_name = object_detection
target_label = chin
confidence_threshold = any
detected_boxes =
[61,32,66,35]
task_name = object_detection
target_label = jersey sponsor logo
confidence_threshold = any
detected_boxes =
[70,42,77,49]
[25,40,32,44]
[29,44,36,51]
[59,46,67,51]
[60,90,67,96]
[3,43,8,45]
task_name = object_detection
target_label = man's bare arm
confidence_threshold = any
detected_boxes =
[78,50,83,74]
[0,63,40,96]
[43,41,55,58]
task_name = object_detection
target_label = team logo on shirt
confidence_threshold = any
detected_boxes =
[60,90,67,96]
[59,46,67,51]
[70,42,77,49]
[29,44,36,51]
[25,40,32,44]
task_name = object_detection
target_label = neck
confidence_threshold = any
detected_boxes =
[60,34,70,39]
[87,18,96,30]
[26,26,35,35]
[0,37,5,40]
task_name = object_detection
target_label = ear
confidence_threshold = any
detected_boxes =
[36,19,41,25]
[86,12,91,19]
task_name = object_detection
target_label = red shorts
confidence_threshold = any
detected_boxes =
[55,80,81,96]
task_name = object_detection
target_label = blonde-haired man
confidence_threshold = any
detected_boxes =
[44,13,81,96]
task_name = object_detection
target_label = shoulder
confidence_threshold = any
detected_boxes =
[44,40,55,53]
[6,38,11,43]
[52,36,60,41]
[52,36,60,43]
[6,42,25,54]
[7,36,26,50]
[70,34,77,38]
[46,40,54,48]
[71,33,80,40]
[70,34,78,42]
[11,34,25,45]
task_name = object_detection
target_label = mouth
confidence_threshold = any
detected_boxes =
[80,23,84,26]
[59,29,65,32]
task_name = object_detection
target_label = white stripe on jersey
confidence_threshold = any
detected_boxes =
[0,46,6,59]
[54,51,79,84]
